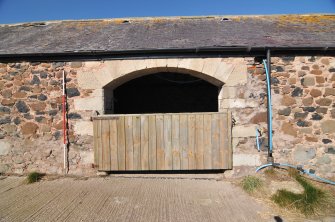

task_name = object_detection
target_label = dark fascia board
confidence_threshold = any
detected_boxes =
[0,46,334,62]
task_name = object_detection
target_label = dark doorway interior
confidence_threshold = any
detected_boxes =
[109,72,219,114]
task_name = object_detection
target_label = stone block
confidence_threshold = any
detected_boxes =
[0,164,10,173]
[232,138,239,151]
[320,58,330,65]
[0,106,10,114]
[316,156,331,165]
[13,91,27,99]
[310,89,322,97]
[293,146,316,163]
[219,99,258,109]
[232,124,258,137]
[316,98,332,106]
[0,116,11,125]
[90,89,104,97]
[326,147,335,154]
[154,59,167,69]
[21,122,39,135]
[3,124,17,134]
[302,97,313,106]
[164,58,179,67]
[68,113,82,119]
[281,95,296,106]
[1,98,16,106]
[291,87,303,97]
[201,58,222,75]
[29,102,46,112]
[310,70,322,75]
[315,76,325,83]
[233,154,261,166]
[77,70,101,89]
[224,64,247,86]
[133,59,150,72]
[281,122,298,137]
[71,62,82,68]
[39,124,51,133]
[67,88,80,97]
[74,97,104,112]
[250,112,267,124]
[83,61,102,68]
[331,109,335,118]
[278,107,291,116]
[298,71,306,77]
[74,121,93,136]
[80,151,94,164]
[213,62,235,82]
[177,59,192,71]
[324,88,335,96]
[0,140,11,155]
[321,120,335,133]
[301,76,315,86]
[218,87,237,99]
[117,60,138,76]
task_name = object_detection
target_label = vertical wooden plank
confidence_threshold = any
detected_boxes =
[93,120,99,167]
[140,115,149,170]
[163,115,172,170]
[227,111,233,169]
[133,116,141,171]
[187,114,196,170]
[125,116,134,170]
[117,116,126,171]
[203,114,212,169]
[179,114,188,170]
[109,119,118,171]
[148,115,157,170]
[101,120,111,171]
[219,113,227,169]
[172,115,181,170]
[211,114,220,169]
[195,114,204,169]
[156,115,165,170]
[98,120,104,170]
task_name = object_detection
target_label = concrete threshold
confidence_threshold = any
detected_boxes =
[107,173,224,180]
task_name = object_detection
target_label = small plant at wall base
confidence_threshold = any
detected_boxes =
[241,175,263,193]
[272,173,333,216]
[26,172,44,184]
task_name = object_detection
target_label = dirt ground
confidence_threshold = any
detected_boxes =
[0,175,333,222]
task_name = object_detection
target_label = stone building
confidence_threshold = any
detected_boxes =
[0,14,334,177]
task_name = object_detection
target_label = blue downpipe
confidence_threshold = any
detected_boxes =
[263,59,273,154]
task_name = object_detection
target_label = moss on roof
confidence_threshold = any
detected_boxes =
[0,14,334,55]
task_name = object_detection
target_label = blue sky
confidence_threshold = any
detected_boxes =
[0,0,334,24]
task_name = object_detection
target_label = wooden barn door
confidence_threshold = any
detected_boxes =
[93,112,232,171]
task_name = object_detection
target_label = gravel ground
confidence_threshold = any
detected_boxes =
[0,176,274,222]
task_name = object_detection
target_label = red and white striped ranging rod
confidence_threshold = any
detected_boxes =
[62,70,68,174]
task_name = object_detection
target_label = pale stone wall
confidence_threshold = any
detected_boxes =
[0,56,334,177]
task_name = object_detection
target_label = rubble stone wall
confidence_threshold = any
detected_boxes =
[0,62,95,175]
[0,56,334,177]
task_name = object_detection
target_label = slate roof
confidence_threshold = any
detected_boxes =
[0,14,334,56]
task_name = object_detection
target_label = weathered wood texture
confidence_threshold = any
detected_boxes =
[93,112,232,171]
